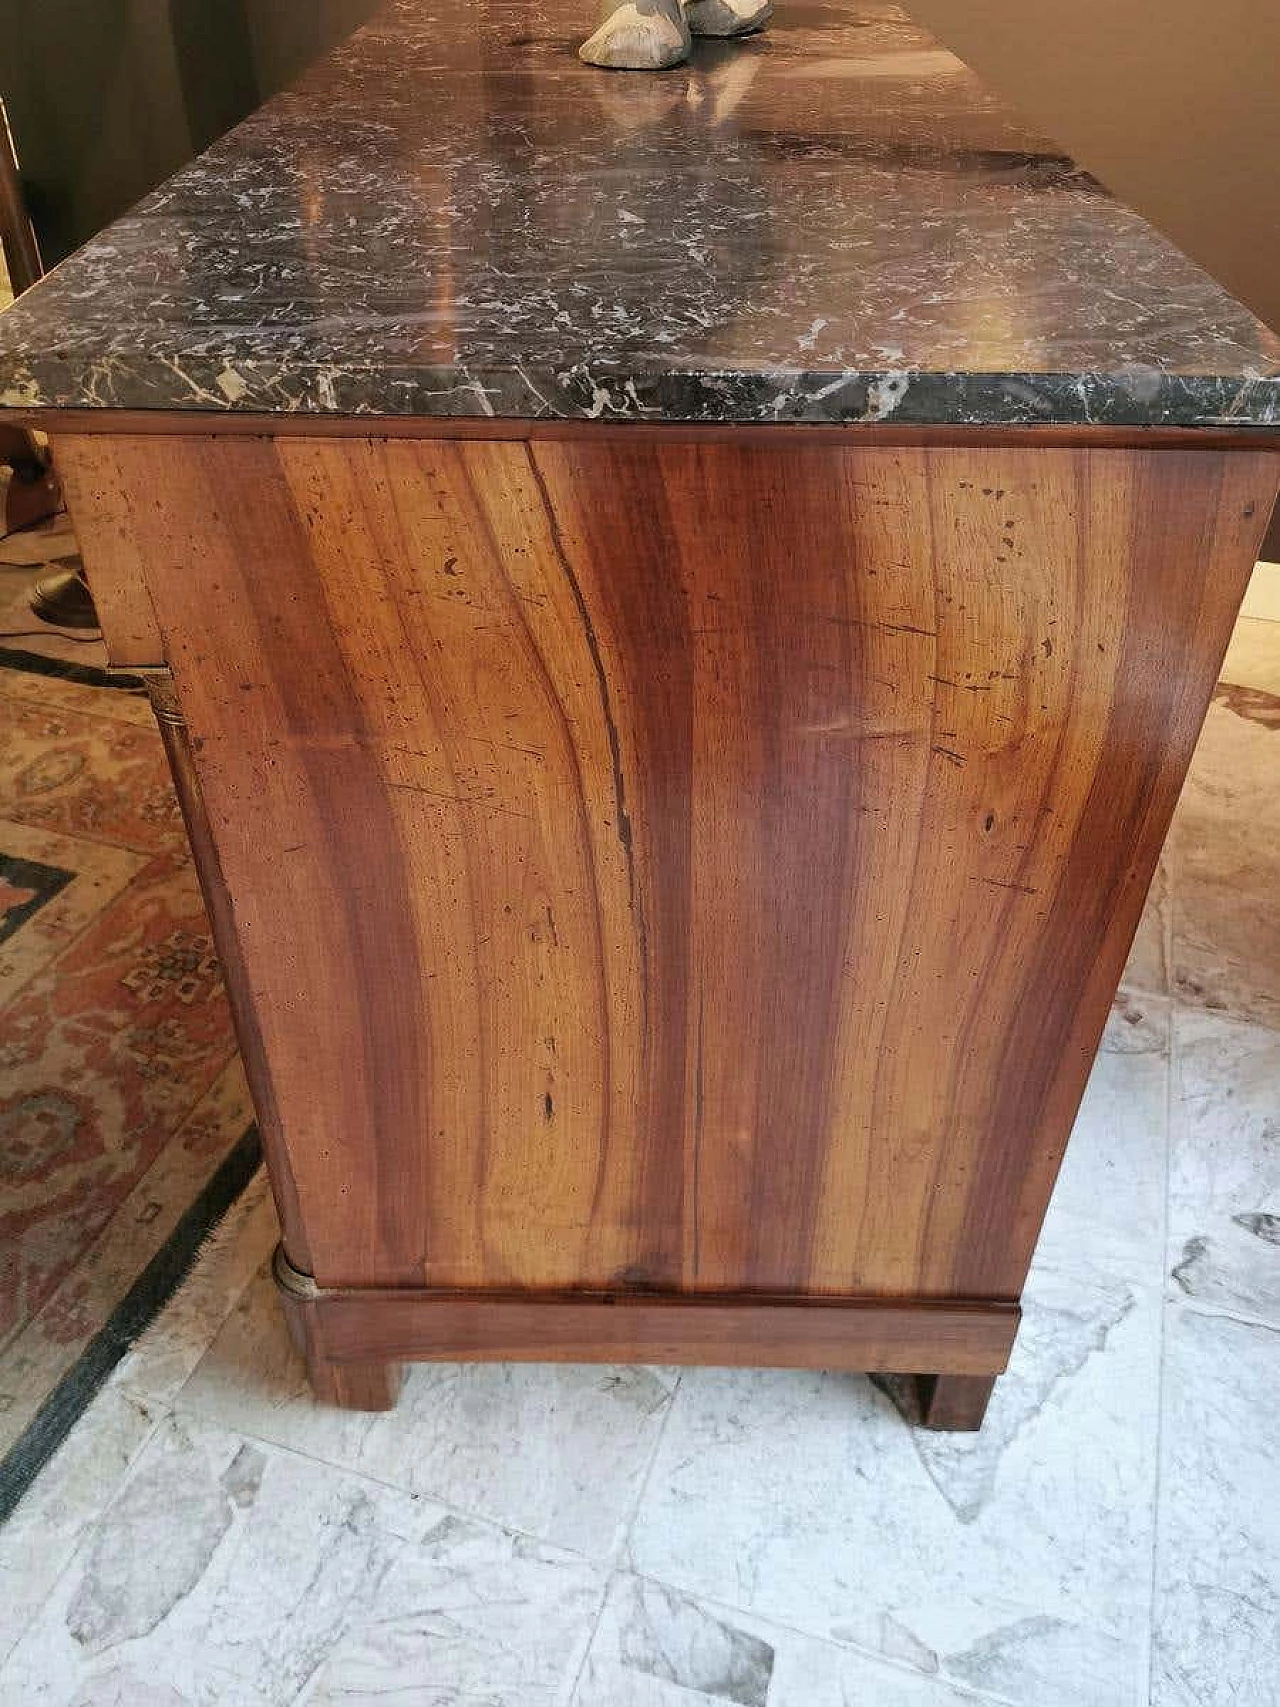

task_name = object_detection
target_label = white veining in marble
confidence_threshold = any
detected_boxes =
[0,1,1276,426]
[1169,1008,1280,1326]
[1152,1308,1280,1707]
[0,1413,605,1706]
[178,1266,676,1560]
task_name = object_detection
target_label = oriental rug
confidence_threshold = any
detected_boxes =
[0,649,258,1520]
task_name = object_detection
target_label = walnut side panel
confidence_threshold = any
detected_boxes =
[58,432,1276,1305]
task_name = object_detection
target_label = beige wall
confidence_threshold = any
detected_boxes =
[0,1,375,268]
[909,0,1280,335]
[242,0,378,102]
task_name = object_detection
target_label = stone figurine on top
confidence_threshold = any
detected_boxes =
[580,0,772,69]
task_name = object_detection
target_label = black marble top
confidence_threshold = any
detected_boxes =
[1,0,1277,428]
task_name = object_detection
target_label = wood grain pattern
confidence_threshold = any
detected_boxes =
[141,670,313,1271]
[916,1373,998,1432]
[273,1251,1020,1377]
[305,1359,402,1411]
[52,440,165,666]
[276,1250,403,1408]
[56,431,1278,1321]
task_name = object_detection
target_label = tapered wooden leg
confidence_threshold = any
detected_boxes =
[915,1373,997,1432]
[272,1244,403,1412]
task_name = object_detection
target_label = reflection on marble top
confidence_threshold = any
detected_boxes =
[1,0,1278,427]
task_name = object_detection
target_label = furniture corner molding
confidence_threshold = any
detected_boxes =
[107,663,184,725]
[272,1243,404,1411]
[139,666,185,727]
[273,1241,323,1302]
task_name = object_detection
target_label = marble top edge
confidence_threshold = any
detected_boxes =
[1,0,1277,429]
[4,359,1279,431]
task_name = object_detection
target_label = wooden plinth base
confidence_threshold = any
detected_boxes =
[273,1247,1014,1431]
[914,1373,999,1432]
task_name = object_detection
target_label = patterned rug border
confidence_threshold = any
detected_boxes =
[0,1128,262,1526]
[2,608,265,1526]
[0,645,141,693]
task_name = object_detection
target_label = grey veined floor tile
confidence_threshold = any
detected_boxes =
[177,1265,676,1562]
[627,1263,1162,1707]
[1169,1007,1280,1327]
[0,1385,159,1671]
[111,1168,280,1410]
[1034,992,1169,1283]
[1152,1307,1280,1707]
[573,1573,1021,1707]
[0,1413,605,1707]
[1123,857,1170,998]
[0,1172,276,1676]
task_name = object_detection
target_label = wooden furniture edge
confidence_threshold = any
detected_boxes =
[74,439,1274,1434]
[15,407,1280,451]
[914,1374,999,1432]
[124,667,315,1270]
[272,1246,1019,1377]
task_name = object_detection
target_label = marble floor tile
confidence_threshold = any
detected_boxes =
[0,1161,272,1671]
[110,1169,279,1409]
[573,1572,1007,1707]
[628,1262,1161,1707]
[177,1267,676,1562]
[0,1385,158,1668]
[1168,1007,1280,1328]
[0,1412,605,1707]
[1168,695,1280,1029]
[1033,992,1169,1282]
[1152,1307,1280,1707]
[1122,858,1170,997]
